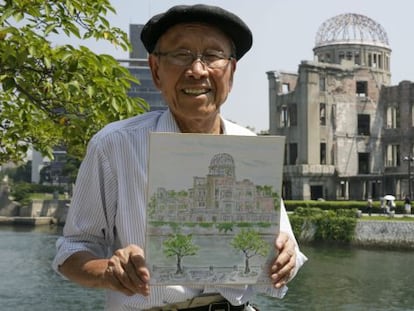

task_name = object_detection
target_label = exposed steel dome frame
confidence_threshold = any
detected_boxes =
[315,13,389,48]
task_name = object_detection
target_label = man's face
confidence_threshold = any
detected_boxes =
[149,23,236,131]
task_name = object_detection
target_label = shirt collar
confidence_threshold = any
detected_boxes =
[156,109,226,134]
[155,109,182,133]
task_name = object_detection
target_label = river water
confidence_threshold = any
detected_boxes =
[1,225,413,311]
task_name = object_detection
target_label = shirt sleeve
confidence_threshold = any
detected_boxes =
[52,137,117,275]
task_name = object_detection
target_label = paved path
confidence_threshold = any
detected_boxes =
[361,212,414,218]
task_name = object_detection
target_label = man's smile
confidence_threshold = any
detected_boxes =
[182,88,211,95]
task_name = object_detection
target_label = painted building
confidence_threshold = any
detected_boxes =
[268,13,414,200]
[149,153,278,223]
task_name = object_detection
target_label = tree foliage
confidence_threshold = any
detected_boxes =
[231,228,268,274]
[216,222,234,234]
[289,207,357,243]
[0,0,148,164]
[3,160,32,182]
[163,233,199,274]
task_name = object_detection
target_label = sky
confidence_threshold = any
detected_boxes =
[53,0,414,133]
[147,133,284,191]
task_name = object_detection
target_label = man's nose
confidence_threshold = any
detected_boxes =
[186,58,208,78]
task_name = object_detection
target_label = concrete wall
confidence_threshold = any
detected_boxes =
[297,218,414,249]
[18,199,69,224]
[353,220,414,249]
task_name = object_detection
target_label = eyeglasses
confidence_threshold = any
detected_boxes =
[153,49,233,69]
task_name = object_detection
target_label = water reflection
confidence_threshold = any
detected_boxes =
[0,225,103,311]
[254,244,414,311]
[0,226,413,311]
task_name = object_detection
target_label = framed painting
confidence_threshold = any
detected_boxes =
[146,133,285,286]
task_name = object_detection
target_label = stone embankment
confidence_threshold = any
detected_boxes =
[353,219,414,249]
[0,216,55,225]
[0,199,69,226]
[1,195,414,250]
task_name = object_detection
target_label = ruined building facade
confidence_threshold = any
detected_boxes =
[149,153,278,223]
[268,13,414,200]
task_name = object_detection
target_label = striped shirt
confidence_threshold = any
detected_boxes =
[53,109,307,311]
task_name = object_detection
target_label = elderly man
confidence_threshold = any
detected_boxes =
[53,4,307,311]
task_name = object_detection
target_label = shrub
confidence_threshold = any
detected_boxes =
[9,182,65,206]
[289,207,357,243]
[314,214,357,242]
[285,200,406,215]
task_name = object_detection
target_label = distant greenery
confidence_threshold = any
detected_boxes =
[289,207,357,243]
[28,193,66,200]
[235,222,252,228]
[0,0,148,163]
[2,161,32,183]
[199,222,213,228]
[285,200,407,214]
[9,182,64,206]
[149,221,274,229]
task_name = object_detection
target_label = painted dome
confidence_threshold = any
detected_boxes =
[209,153,235,177]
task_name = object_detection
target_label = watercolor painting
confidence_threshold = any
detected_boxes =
[146,133,285,286]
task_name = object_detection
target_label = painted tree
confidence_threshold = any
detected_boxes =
[0,0,147,164]
[163,233,199,275]
[256,185,280,210]
[231,228,269,274]
[216,222,234,234]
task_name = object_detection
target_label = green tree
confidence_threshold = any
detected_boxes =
[0,0,148,164]
[163,233,199,275]
[5,161,32,182]
[60,154,81,184]
[231,228,269,274]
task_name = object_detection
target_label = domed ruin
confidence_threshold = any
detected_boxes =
[208,153,235,177]
[315,13,389,48]
[313,13,391,70]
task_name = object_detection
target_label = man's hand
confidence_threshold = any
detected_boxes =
[59,244,150,296]
[269,232,296,288]
[105,244,150,296]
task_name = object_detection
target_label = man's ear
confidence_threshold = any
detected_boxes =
[149,54,162,89]
[228,59,237,92]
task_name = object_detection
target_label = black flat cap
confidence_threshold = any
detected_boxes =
[140,4,252,60]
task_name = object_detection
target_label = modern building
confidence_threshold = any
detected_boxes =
[118,24,167,111]
[268,13,414,201]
